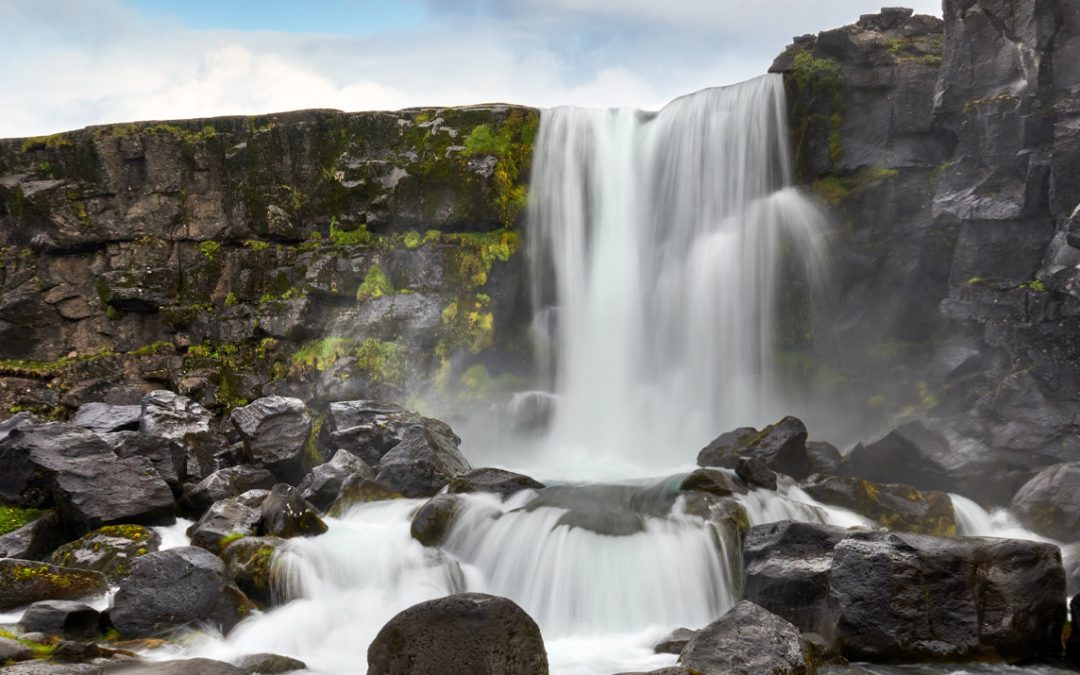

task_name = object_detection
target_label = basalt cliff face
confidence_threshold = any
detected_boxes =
[0,107,538,417]
[1,1,1079,492]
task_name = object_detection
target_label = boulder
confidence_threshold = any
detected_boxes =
[321,401,461,466]
[0,661,101,674]
[100,658,247,674]
[17,600,101,640]
[110,546,254,638]
[298,449,374,510]
[230,397,311,483]
[187,490,269,553]
[69,402,141,433]
[411,494,462,547]
[678,468,748,497]
[102,432,187,491]
[52,454,175,533]
[327,477,403,515]
[735,456,778,490]
[1010,462,1080,541]
[367,592,548,675]
[375,427,471,498]
[183,465,277,514]
[697,417,811,480]
[806,441,843,475]
[48,524,161,582]
[447,468,545,498]
[259,484,327,539]
[0,422,115,507]
[653,627,698,655]
[0,636,34,663]
[743,520,1066,662]
[679,601,813,675]
[1067,594,1080,667]
[235,653,307,674]
[139,390,212,439]
[801,474,956,535]
[0,559,107,610]
[0,510,69,561]
[222,536,286,608]
[180,430,236,484]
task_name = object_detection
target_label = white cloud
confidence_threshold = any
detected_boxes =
[0,0,944,138]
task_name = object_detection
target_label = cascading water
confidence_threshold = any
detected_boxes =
[173,78,871,674]
[525,74,830,477]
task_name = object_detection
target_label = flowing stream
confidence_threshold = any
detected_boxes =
[172,75,1066,673]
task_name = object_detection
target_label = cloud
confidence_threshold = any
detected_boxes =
[0,0,943,138]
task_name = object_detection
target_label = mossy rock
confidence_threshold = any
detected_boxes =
[327,477,403,517]
[802,473,956,535]
[48,524,161,582]
[0,559,107,611]
[0,505,43,536]
[221,536,287,608]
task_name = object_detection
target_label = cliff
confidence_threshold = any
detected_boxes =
[0,106,538,416]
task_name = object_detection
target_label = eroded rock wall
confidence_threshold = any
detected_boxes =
[0,107,538,416]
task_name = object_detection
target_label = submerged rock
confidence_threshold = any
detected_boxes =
[679,600,813,674]
[110,546,254,638]
[801,473,956,535]
[234,653,307,674]
[743,520,1066,663]
[411,494,462,547]
[99,658,247,674]
[1010,462,1080,541]
[679,468,748,497]
[327,476,403,515]
[0,559,108,610]
[221,536,286,608]
[367,592,548,675]
[653,627,698,655]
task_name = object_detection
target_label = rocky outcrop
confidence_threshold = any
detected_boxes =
[678,601,814,675]
[743,520,1066,663]
[367,592,548,675]
[801,473,956,535]
[297,448,374,510]
[1010,462,1080,540]
[697,417,811,480]
[773,2,1080,487]
[0,107,536,418]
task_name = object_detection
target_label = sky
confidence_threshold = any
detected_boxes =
[0,0,942,138]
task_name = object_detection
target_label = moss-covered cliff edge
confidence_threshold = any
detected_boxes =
[0,106,539,417]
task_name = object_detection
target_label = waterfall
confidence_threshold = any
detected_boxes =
[526,74,830,475]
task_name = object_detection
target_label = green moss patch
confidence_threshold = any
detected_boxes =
[0,505,42,536]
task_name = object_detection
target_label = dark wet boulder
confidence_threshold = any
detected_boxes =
[806,441,842,475]
[367,592,548,675]
[678,468,748,497]
[187,489,269,553]
[259,484,327,539]
[17,600,101,640]
[735,456,778,490]
[1010,462,1080,541]
[653,627,698,655]
[230,397,312,484]
[321,401,461,466]
[183,465,277,514]
[298,449,374,510]
[846,419,1038,506]
[69,402,141,433]
[327,476,403,515]
[139,390,212,439]
[447,468,544,498]
[222,536,286,608]
[235,653,307,674]
[0,559,108,610]
[375,427,471,498]
[53,454,175,533]
[411,494,462,547]
[0,422,115,507]
[180,430,237,484]
[801,474,956,535]
[49,524,160,582]
[679,601,813,675]
[1067,594,1080,666]
[697,417,811,479]
[110,546,254,638]
[102,432,187,492]
[743,520,1066,663]
[0,510,69,561]
[100,658,247,674]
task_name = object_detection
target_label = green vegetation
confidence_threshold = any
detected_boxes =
[354,339,408,385]
[962,93,1020,113]
[0,349,115,379]
[1021,279,1047,293]
[356,264,395,301]
[199,240,221,261]
[19,133,73,153]
[811,167,899,205]
[130,340,173,356]
[329,217,372,247]
[244,239,271,251]
[291,337,353,372]
[220,532,248,548]
[0,628,55,658]
[887,34,943,65]
[403,231,422,249]
[443,229,519,287]
[462,110,539,226]
[439,294,495,357]
[0,505,42,536]
[791,51,846,172]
